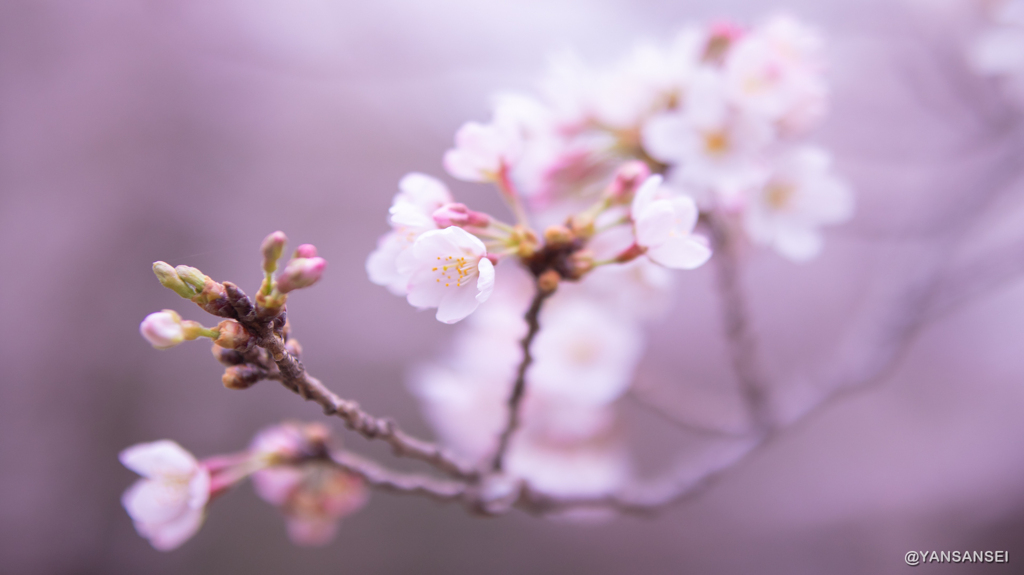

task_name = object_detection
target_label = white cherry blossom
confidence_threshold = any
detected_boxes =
[397,226,496,324]
[120,440,211,551]
[631,175,713,269]
[443,121,524,182]
[366,173,453,295]
[529,299,644,406]
[724,15,826,131]
[744,146,853,262]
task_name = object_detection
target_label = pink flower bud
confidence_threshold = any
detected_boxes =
[607,161,651,201]
[276,257,327,293]
[140,310,184,349]
[432,203,491,228]
[293,244,317,259]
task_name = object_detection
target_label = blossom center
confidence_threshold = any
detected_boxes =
[431,255,479,288]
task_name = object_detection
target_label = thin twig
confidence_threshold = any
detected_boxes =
[328,449,468,503]
[707,217,772,432]
[222,282,478,481]
[490,281,553,472]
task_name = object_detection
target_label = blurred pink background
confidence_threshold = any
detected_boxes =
[2,0,1023,573]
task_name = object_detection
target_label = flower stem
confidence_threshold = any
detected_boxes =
[489,279,554,472]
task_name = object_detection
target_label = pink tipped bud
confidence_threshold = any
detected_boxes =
[608,161,651,201]
[293,244,317,259]
[140,310,184,349]
[261,231,288,273]
[277,257,326,293]
[432,203,491,228]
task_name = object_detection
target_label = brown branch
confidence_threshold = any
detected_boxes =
[221,282,478,481]
[489,280,554,472]
[328,449,468,503]
[707,217,772,432]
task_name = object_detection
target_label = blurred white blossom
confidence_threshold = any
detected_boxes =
[119,440,210,551]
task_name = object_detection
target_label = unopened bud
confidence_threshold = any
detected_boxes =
[211,343,245,366]
[276,257,327,293]
[607,161,651,201]
[511,226,539,259]
[261,231,288,273]
[432,203,491,228]
[293,244,317,259]
[153,261,196,298]
[174,265,208,292]
[222,365,262,390]
[543,225,574,247]
[537,269,561,293]
[568,214,595,239]
[214,320,251,351]
[302,422,332,449]
[140,310,184,349]
[567,249,595,279]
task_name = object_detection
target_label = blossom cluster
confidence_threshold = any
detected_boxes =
[120,423,367,550]
[367,15,852,498]
[969,0,1024,102]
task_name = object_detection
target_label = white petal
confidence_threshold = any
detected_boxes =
[630,174,664,215]
[366,233,408,295]
[122,478,189,525]
[436,284,483,324]
[635,201,675,247]
[140,507,205,551]
[647,236,712,269]
[774,227,823,262]
[642,113,689,163]
[397,172,452,207]
[120,440,198,479]
[475,258,495,303]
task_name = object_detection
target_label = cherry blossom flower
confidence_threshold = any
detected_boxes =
[119,440,211,551]
[631,175,713,269]
[743,146,853,262]
[252,463,368,546]
[366,173,453,295]
[505,433,630,499]
[396,226,495,324]
[529,299,644,406]
[443,121,524,182]
[139,310,185,349]
[723,15,826,131]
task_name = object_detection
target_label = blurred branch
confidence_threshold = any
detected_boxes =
[925,233,1024,320]
[328,449,468,503]
[708,215,771,433]
[626,385,749,439]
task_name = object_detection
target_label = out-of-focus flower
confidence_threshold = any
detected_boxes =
[276,256,327,293]
[120,440,211,551]
[366,173,453,295]
[443,121,524,182]
[530,299,644,405]
[252,464,368,546]
[744,146,853,262]
[397,227,496,324]
[139,310,185,349]
[631,175,712,269]
[506,433,630,499]
[724,15,826,132]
